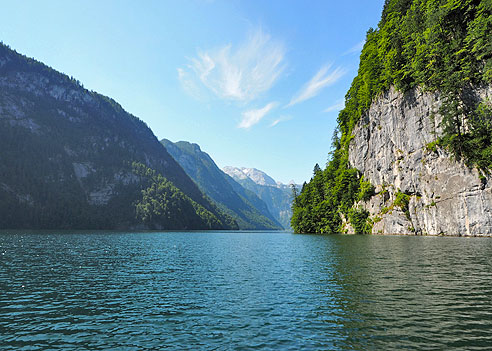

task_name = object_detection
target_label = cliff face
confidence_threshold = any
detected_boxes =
[349,87,492,236]
[290,1,492,235]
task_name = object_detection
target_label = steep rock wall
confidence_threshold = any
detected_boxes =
[349,87,492,236]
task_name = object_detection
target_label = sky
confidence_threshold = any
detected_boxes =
[0,0,385,184]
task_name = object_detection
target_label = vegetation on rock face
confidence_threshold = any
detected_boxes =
[292,0,492,234]
[348,208,372,234]
[394,190,411,221]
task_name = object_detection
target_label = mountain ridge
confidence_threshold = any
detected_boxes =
[223,166,296,229]
[0,42,236,230]
[161,139,282,230]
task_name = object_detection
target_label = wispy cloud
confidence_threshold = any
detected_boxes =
[179,29,286,102]
[269,115,292,127]
[343,40,365,55]
[324,99,345,113]
[286,64,345,107]
[239,102,277,129]
[270,119,282,127]
[177,68,206,101]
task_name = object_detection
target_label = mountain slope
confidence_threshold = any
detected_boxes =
[223,167,295,229]
[161,139,282,230]
[0,43,237,230]
[291,0,492,235]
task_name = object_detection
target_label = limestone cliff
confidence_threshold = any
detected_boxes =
[348,87,492,236]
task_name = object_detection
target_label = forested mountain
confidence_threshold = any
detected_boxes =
[161,139,282,230]
[0,42,237,230]
[223,167,295,229]
[292,0,492,235]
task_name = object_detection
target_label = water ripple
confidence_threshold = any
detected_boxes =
[1,232,492,350]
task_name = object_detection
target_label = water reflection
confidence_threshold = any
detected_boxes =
[325,235,492,350]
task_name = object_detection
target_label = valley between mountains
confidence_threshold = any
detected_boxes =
[0,42,294,230]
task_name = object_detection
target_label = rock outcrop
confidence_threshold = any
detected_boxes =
[349,87,492,236]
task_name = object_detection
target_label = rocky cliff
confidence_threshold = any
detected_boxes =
[290,0,492,236]
[349,87,492,236]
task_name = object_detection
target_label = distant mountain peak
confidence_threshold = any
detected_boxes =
[161,140,283,230]
[223,166,278,187]
[162,139,203,153]
[222,165,294,229]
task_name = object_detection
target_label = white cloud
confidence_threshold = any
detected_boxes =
[287,64,345,107]
[179,29,286,102]
[324,99,345,113]
[238,102,277,129]
[270,118,282,127]
[344,40,366,55]
[269,115,292,127]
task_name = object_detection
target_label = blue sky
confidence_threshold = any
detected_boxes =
[0,0,385,184]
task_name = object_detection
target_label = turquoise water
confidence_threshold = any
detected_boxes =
[1,231,492,350]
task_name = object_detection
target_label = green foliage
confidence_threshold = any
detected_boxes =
[348,208,372,234]
[132,163,235,230]
[394,190,411,220]
[292,0,492,234]
[291,154,374,233]
[381,206,391,215]
[426,140,440,152]
[452,100,492,171]
[358,178,376,202]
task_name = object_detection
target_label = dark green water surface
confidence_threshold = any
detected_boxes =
[1,231,492,350]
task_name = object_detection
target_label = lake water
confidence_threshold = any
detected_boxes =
[1,231,492,350]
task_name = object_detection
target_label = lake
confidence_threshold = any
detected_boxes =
[1,231,492,350]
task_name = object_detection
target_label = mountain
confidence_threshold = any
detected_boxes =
[224,167,277,187]
[223,167,296,229]
[0,42,237,230]
[291,1,492,236]
[161,139,282,230]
